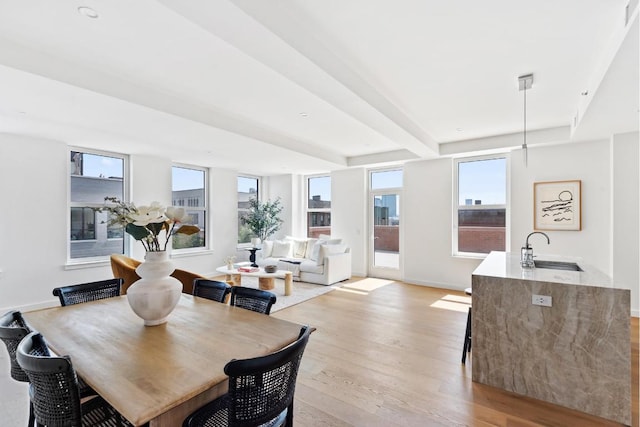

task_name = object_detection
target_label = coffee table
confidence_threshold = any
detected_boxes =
[216,265,293,296]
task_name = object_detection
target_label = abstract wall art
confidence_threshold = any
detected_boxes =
[534,180,582,231]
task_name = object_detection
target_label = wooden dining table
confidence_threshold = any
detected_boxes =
[23,294,304,426]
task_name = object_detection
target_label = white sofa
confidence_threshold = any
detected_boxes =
[255,236,351,286]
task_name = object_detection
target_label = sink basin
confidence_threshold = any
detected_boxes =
[534,260,583,272]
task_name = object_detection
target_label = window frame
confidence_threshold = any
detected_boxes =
[453,153,510,258]
[237,175,261,247]
[171,164,208,253]
[67,147,128,264]
[305,174,331,238]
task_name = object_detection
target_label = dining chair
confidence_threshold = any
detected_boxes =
[0,310,35,426]
[193,279,232,303]
[461,287,472,364]
[230,286,277,315]
[17,331,133,427]
[52,278,123,306]
[183,325,312,427]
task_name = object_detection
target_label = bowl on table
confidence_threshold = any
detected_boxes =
[264,265,277,273]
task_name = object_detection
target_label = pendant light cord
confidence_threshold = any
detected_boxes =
[522,80,528,166]
[523,84,527,150]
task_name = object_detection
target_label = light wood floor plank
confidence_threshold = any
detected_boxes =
[273,278,639,427]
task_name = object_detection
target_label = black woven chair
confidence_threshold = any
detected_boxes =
[183,325,311,427]
[193,279,232,303]
[17,331,133,427]
[229,286,277,315]
[0,310,34,426]
[52,278,123,306]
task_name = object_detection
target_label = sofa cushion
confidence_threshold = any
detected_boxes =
[261,240,274,258]
[309,238,343,261]
[304,238,318,259]
[271,240,292,258]
[292,240,307,258]
[316,243,348,266]
[299,259,324,274]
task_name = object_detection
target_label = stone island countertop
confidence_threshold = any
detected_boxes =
[471,251,630,425]
[472,251,614,288]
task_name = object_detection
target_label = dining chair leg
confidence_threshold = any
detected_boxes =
[28,401,35,427]
[461,306,472,364]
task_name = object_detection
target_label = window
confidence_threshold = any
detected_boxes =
[69,150,126,260]
[172,166,207,250]
[306,175,331,237]
[454,156,507,255]
[238,176,259,244]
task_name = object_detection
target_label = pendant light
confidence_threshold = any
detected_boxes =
[518,74,533,166]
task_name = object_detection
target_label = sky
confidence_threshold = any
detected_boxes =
[458,158,506,205]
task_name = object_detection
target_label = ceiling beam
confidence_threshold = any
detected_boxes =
[160,0,438,158]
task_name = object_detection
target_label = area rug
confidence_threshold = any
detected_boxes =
[233,277,338,312]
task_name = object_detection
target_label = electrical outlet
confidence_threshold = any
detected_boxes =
[532,294,552,307]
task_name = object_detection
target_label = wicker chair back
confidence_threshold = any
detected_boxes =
[52,278,123,306]
[230,286,276,315]
[193,279,232,303]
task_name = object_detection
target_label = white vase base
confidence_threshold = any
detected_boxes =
[143,317,169,326]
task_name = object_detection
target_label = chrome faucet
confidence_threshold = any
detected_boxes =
[521,231,550,268]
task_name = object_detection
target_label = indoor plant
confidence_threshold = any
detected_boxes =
[241,197,284,242]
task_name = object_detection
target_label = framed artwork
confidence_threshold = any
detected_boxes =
[534,180,581,231]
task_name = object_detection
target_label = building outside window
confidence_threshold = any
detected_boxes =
[454,156,507,255]
[238,176,259,244]
[307,175,331,238]
[69,150,126,260]
[172,165,207,250]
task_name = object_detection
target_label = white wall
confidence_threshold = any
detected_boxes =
[612,132,639,316]
[403,158,482,288]
[400,139,638,316]
[2,133,636,316]
[510,140,612,274]
[0,134,232,313]
[331,168,367,277]
[266,174,295,240]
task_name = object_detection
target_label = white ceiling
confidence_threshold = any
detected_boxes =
[0,0,637,175]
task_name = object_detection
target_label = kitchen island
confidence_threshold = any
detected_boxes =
[472,251,631,425]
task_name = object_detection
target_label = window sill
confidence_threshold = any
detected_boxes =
[452,252,489,260]
[65,259,111,270]
[171,249,213,259]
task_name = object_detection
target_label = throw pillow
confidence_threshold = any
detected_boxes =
[304,238,318,259]
[316,243,347,266]
[310,239,325,261]
[292,240,307,258]
[271,240,292,258]
[261,240,274,258]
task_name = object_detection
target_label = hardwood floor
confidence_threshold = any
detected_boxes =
[1,278,637,426]
[273,278,640,427]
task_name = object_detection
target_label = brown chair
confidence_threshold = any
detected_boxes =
[110,254,206,295]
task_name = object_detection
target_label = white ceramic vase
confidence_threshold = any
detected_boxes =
[127,251,182,326]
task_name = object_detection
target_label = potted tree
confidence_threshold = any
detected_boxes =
[241,197,284,245]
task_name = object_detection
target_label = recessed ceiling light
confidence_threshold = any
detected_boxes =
[299,112,309,118]
[78,6,99,19]
[456,127,464,132]
[581,90,589,96]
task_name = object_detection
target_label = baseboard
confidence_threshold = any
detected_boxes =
[402,277,467,292]
[1,299,59,315]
